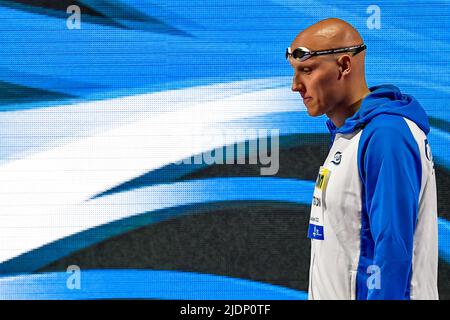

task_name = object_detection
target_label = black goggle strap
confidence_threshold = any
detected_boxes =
[287,44,366,61]
[314,44,367,57]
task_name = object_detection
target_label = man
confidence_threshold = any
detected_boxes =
[287,18,439,300]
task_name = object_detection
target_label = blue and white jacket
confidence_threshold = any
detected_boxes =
[307,85,439,300]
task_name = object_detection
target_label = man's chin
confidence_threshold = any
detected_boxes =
[304,101,321,116]
[305,107,322,117]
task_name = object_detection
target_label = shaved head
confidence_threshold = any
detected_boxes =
[291,18,364,51]
[288,18,370,127]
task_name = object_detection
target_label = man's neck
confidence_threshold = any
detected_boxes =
[327,88,371,128]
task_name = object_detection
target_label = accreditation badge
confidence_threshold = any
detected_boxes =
[307,166,331,240]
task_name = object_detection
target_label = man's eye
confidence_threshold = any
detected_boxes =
[301,68,312,73]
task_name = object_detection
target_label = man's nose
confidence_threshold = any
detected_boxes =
[291,74,305,93]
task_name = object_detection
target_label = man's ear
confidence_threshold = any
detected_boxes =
[337,54,352,77]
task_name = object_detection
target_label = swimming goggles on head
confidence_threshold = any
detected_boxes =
[286,43,367,62]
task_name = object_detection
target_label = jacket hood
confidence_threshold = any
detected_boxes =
[326,84,430,136]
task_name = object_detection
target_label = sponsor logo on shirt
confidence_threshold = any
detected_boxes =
[331,151,342,165]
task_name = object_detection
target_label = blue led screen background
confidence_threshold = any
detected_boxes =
[0,0,448,299]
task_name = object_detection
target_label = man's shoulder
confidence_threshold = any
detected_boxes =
[361,114,413,140]
[358,114,420,159]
